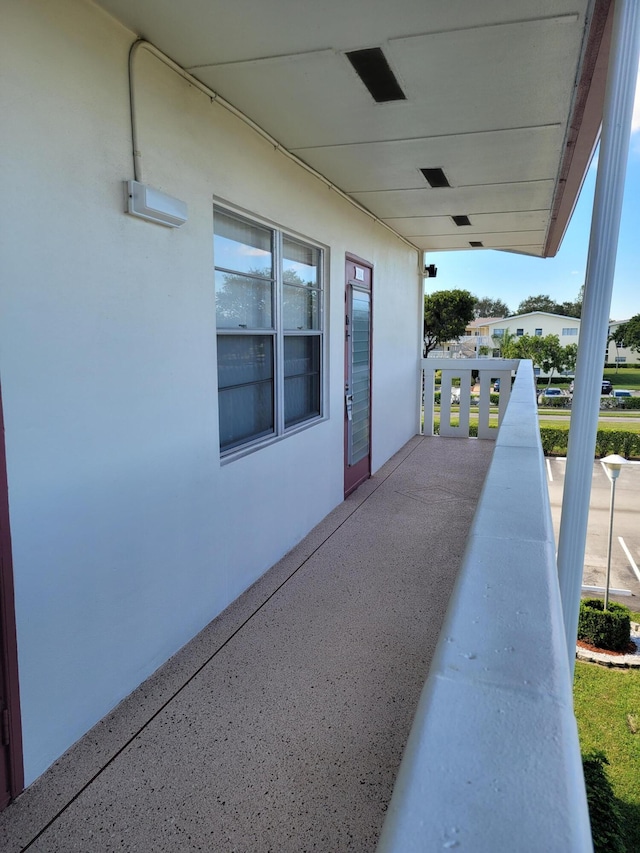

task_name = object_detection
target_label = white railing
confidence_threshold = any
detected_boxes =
[422,357,520,439]
[380,360,592,852]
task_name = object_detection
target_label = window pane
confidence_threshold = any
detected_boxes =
[215,270,273,329]
[284,336,320,427]
[217,335,274,451]
[283,284,319,330]
[214,210,273,278]
[283,238,320,287]
[217,335,273,389]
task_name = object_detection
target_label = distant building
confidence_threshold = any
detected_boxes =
[482,311,581,345]
[607,319,638,365]
[434,312,581,360]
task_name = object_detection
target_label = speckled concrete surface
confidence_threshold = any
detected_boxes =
[0,436,493,853]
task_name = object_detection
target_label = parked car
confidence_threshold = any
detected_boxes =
[612,389,632,399]
[537,388,564,404]
[493,379,500,392]
[568,379,615,395]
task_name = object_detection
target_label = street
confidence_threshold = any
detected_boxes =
[547,458,640,607]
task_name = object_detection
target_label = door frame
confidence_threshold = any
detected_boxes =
[0,384,24,809]
[344,253,373,497]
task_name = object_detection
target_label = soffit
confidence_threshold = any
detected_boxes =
[95,0,610,258]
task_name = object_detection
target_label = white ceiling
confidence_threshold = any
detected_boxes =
[96,0,609,257]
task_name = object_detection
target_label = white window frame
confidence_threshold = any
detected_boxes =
[534,328,543,336]
[562,327,578,336]
[214,206,326,459]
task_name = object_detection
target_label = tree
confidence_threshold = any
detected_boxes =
[516,294,557,315]
[612,314,640,353]
[536,335,566,385]
[504,333,576,384]
[516,286,583,318]
[473,296,510,318]
[494,328,518,358]
[562,343,578,375]
[423,289,476,356]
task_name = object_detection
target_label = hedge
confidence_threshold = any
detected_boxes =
[540,425,640,459]
[599,396,640,410]
[578,598,631,652]
[604,362,640,369]
[538,396,571,408]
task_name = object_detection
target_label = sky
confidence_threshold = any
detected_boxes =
[428,65,640,323]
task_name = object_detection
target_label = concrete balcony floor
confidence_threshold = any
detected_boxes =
[0,435,494,853]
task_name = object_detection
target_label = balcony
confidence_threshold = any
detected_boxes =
[0,361,589,852]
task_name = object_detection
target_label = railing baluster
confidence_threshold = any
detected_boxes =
[421,357,520,440]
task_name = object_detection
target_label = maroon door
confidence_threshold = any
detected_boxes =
[0,385,23,809]
[344,256,372,497]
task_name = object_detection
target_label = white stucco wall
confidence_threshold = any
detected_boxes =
[606,320,639,364]
[1,0,420,784]
[487,312,581,343]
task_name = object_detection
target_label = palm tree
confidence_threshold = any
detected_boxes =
[494,328,517,359]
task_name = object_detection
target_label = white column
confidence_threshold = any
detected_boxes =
[557,0,640,674]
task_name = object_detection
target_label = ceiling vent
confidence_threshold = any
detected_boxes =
[452,215,471,226]
[346,48,406,103]
[469,241,484,247]
[420,168,451,188]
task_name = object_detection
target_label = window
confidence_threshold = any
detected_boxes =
[493,328,504,338]
[214,208,323,454]
[562,327,578,336]
[516,328,524,336]
[534,328,542,336]
[616,356,627,363]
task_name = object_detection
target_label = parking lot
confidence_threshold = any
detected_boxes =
[547,458,640,606]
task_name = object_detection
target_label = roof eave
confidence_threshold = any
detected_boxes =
[544,0,613,257]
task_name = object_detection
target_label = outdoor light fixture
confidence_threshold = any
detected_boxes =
[124,180,188,227]
[601,453,628,609]
[423,264,438,278]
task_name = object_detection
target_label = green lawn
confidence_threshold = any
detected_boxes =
[574,661,640,851]
[603,369,640,390]
[537,418,640,433]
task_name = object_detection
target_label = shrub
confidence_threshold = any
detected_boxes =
[538,425,640,459]
[618,397,640,410]
[594,429,640,459]
[582,751,625,853]
[578,599,631,651]
[538,395,571,408]
[539,427,568,455]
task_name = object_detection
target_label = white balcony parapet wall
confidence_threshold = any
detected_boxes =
[422,357,520,440]
[380,361,592,853]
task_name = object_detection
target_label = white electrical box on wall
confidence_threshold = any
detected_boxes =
[124,181,188,227]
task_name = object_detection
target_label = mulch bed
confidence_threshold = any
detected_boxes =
[577,638,638,656]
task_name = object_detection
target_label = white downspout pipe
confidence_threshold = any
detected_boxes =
[557,0,640,675]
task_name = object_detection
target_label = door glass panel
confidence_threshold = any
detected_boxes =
[350,290,370,465]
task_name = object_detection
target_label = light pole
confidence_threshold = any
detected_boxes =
[601,454,628,610]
